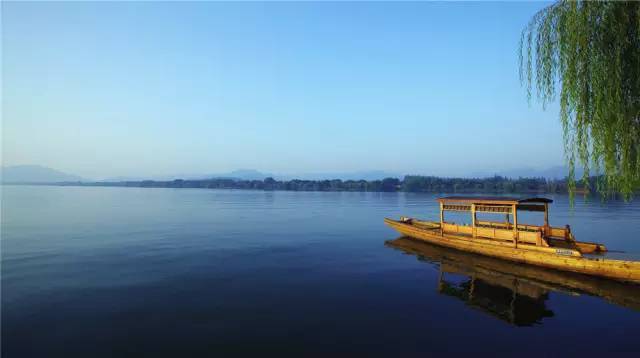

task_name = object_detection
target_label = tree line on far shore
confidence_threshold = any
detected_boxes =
[56,175,605,194]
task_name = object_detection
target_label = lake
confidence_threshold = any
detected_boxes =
[2,185,640,356]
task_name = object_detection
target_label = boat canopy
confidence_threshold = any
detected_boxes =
[438,196,552,213]
[438,196,553,205]
[434,196,552,246]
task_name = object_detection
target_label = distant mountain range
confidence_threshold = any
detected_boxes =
[101,169,275,182]
[1,165,86,183]
[100,169,397,182]
[1,165,589,184]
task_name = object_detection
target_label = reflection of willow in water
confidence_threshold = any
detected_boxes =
[386,237,640,326]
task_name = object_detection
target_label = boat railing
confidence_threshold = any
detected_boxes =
[442,221,545,246]
[475,220,572,240]
[442,222,473,235]
[476,220,541,232]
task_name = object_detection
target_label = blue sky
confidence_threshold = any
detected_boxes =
[2,1,561,179]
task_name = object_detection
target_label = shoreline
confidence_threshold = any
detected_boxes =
[0,176,601,196]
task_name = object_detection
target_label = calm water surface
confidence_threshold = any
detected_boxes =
[2,186,640,355]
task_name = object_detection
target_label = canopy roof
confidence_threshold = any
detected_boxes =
[438,196,553,205]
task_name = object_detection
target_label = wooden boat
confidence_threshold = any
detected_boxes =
[385,237,640,320]
[384,196,640,283]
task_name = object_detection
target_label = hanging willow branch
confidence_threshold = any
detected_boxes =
[520,0,640,201]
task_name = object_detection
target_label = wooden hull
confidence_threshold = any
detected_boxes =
[384,218,640,283]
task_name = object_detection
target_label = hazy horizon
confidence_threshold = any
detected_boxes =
[1,163,583,183]
[2,1,563,179]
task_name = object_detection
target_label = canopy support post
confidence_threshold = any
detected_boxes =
[439,201,444,236]
[543,202,549,237]
[471,203,477,238]
[512,204,518,248]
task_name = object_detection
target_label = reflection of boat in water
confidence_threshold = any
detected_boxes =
[385,237,640,326]
[438,263,554,326]
[385,196,640,283]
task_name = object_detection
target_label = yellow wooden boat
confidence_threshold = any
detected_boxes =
[384,196,640,283]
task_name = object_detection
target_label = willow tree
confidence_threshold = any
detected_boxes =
[520,1,639,200]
